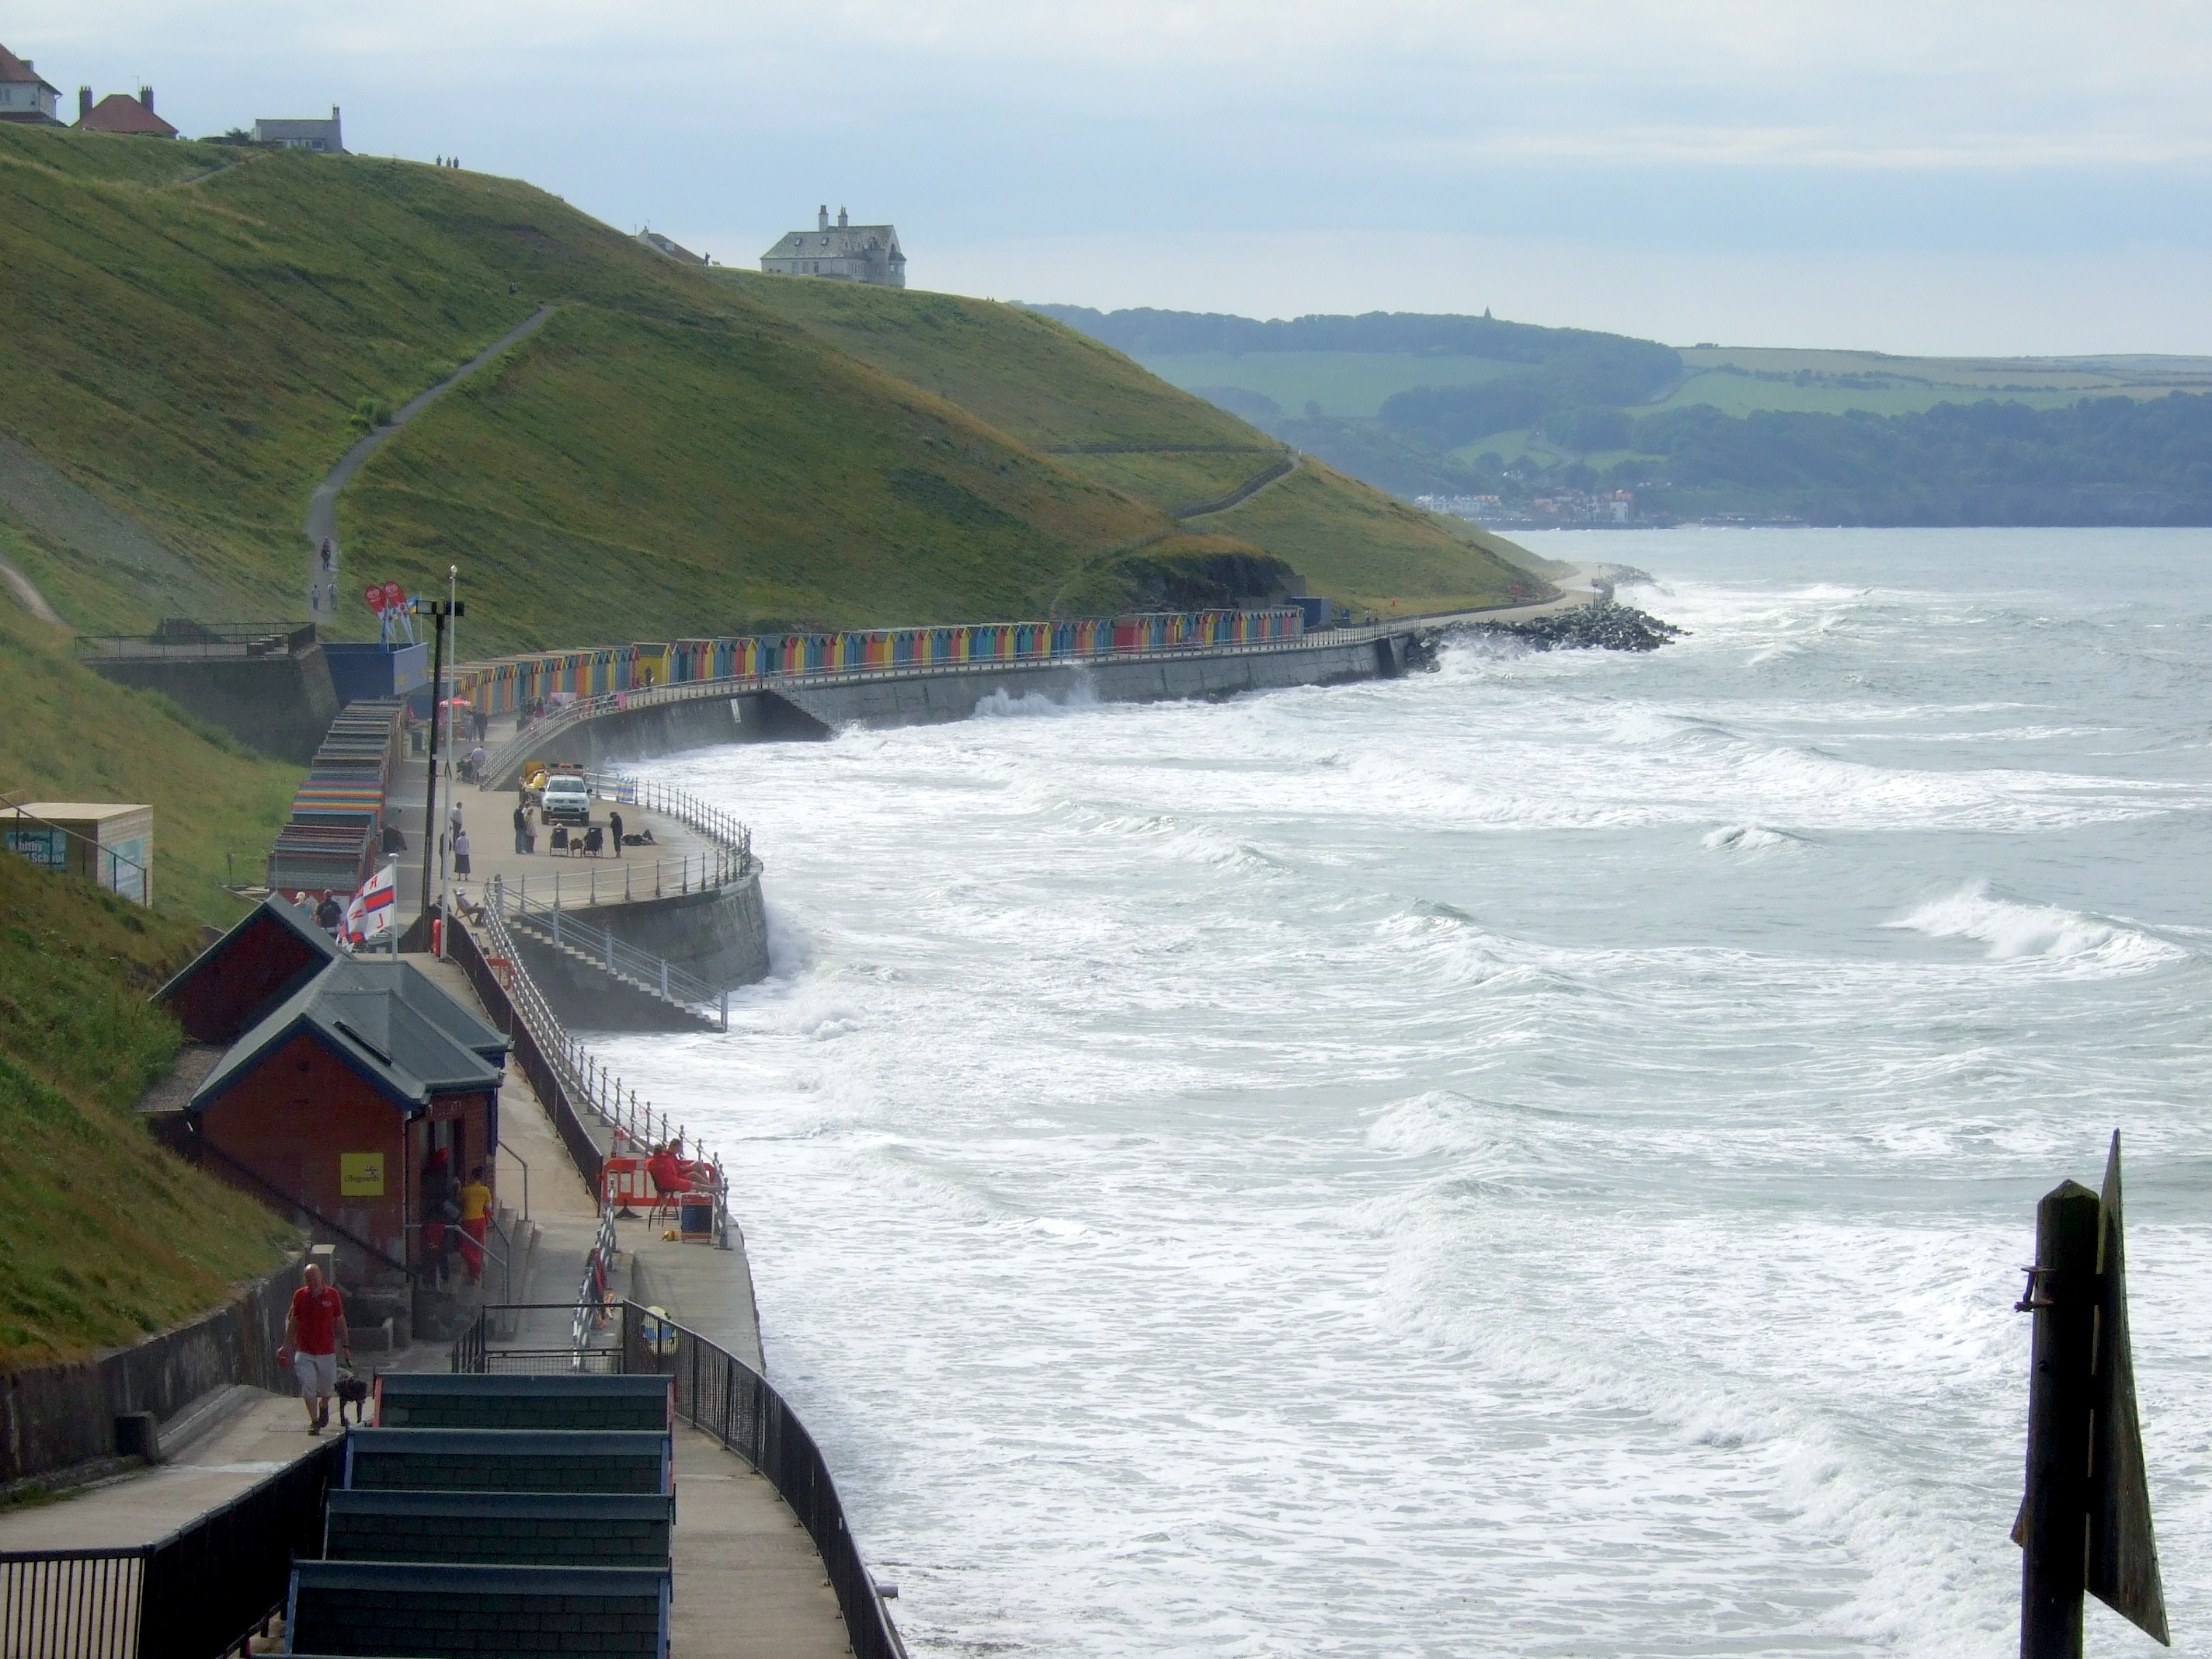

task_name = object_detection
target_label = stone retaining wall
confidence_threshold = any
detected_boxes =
[0,1255,304,1486]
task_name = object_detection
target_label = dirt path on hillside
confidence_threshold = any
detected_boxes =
[303,304,557,624]
[0,549,59,623]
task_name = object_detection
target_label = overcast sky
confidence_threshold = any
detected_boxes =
[23,1,2212,354]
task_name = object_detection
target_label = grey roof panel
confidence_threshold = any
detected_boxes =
[189,957,505,1115]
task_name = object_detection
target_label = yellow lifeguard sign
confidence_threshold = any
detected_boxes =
[339,1152,385,1196]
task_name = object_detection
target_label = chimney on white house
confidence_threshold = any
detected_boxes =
[817,204,829,231]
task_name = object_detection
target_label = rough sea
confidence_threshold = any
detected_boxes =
[600,528,2211,1658]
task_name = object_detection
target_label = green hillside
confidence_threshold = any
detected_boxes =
[725,275,1539,611]
[0,127,1538,651]
[0,850,294,1369]
[0,593,301,927]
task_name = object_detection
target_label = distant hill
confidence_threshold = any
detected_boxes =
[0,128,1536,653]
[1035,304,2212,527]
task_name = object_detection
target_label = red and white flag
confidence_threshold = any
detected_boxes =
[353,864,398,942]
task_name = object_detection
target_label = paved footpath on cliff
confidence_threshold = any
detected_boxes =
[301,304,556,624]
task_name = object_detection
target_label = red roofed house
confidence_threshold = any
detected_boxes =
[0,43,61,125]
[76,85,177,138]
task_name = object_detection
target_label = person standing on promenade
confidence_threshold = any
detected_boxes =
[279,1263,351,1435]
[609,809,624,857]
[458,1165,492,1285]
[513,802,530,854]
[421,1147,454,1288]
[454,827,471,878]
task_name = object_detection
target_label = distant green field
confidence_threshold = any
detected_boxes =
[1142,341,2212,432]
[1137,352,1521,418]
[1677,345,2212,391]
[1649,371,2086,419]
[1447,428,1560,467]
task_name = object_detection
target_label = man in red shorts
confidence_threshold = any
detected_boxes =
[280,1262,353,1435]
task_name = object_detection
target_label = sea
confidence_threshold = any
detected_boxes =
[597,528,2211,1658]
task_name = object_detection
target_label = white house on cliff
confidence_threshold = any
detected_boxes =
[760,207,905,287]
[0,44,61,123]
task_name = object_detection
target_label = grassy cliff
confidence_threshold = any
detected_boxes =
[723,273,1541,613]
[0,852,294,1369]
[0,126,1537,650]
[0,596,301,927]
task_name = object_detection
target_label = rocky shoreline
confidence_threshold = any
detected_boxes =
[1416,600,1685,662]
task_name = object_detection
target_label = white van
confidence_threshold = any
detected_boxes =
[539,775,593,826]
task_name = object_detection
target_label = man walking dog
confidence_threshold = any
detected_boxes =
[279,1262,353,1434]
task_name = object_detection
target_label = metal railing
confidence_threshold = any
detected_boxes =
[479,621,1396,787]
[454,901,735,1272]
[74,621,305,659]
[1,1439,342,1659]
[586,772,751,860]
[499,843,748,909]
[447,1301,623,1375]
[492,875,727,1028]
[572,1205,621,1365]
[450,1301,906,1659]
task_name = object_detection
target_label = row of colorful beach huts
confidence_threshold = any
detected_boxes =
[447,608,1311,716]
[265,697,406,896]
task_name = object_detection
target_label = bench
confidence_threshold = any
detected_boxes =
[343,1428,672,1496]
[287,1560,669,1657]
[375,1372,673,1432]
[325,1489,674,1568]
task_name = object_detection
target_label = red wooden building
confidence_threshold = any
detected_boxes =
[159,902,507,1280]
[159,895,343,1045]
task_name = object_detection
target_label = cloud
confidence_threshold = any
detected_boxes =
[16,0,2212,350]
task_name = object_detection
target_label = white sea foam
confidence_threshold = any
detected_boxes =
[598,529,2212,1659]
[971,676,1101,719]
[1887,879,2183,968]
[1702,822,1795,852]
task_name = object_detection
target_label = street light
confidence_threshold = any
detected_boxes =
[416,584,466,953]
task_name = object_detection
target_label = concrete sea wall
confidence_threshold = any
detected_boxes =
[0,1255,304,1487]
[85,644,342,763]
[512,635,1409,776]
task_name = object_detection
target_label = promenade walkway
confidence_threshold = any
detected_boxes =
[4,946,845,1658]
[386,716,721,923]
[406,957,842,1657]
[0,1388,339,1550]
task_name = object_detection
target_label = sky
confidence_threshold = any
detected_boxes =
[20,1,2212,355]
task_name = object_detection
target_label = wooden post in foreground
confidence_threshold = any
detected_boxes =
[2019,1179,2100,1659]
[2015,1132,2170,1656]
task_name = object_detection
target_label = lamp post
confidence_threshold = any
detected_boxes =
[416,589,466,948]
[443,565,458,958]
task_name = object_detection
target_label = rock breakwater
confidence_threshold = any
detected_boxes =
[1421,601,1685,663]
